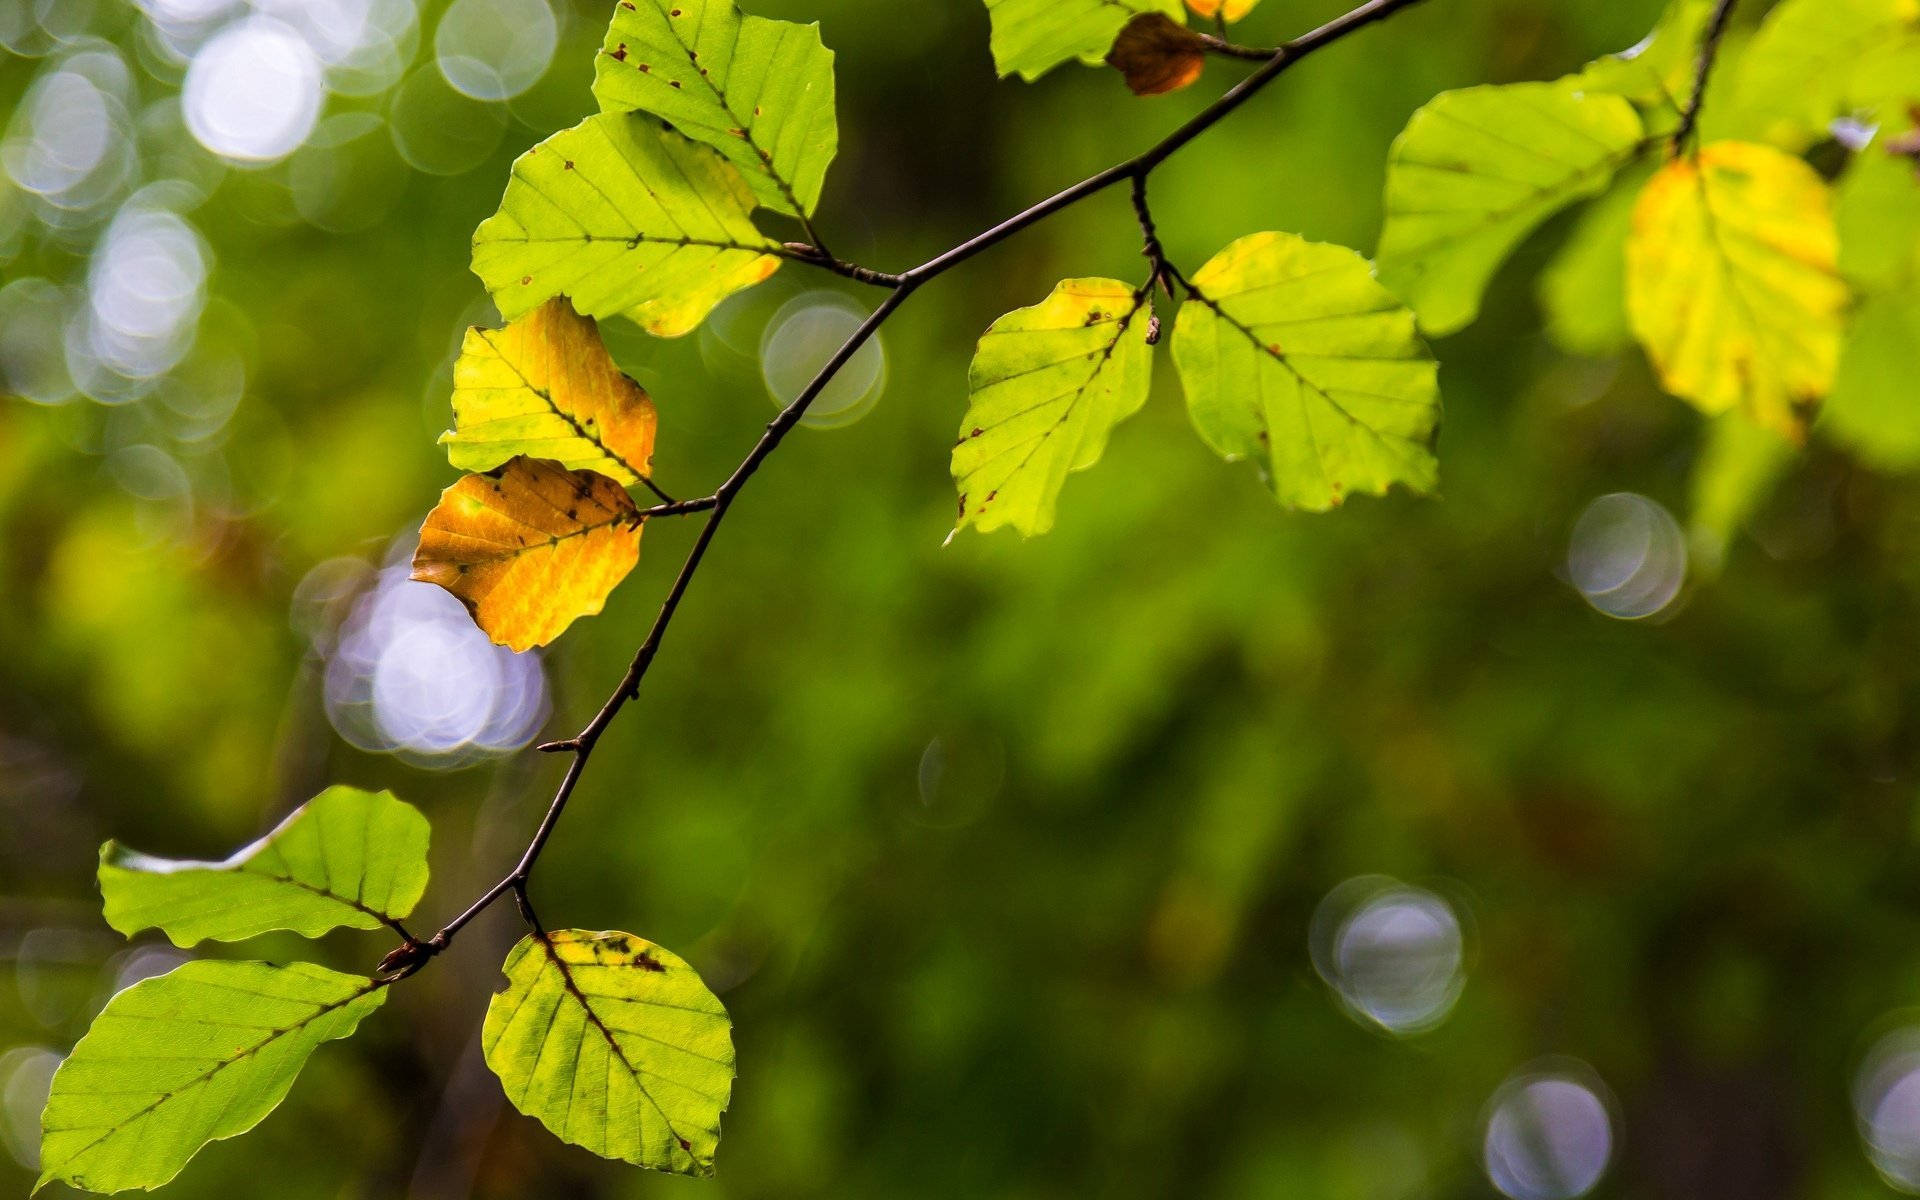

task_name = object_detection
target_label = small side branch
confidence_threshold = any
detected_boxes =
[1198,34,1279,61]
[1670,0,1740,158]
[778,242,908,288]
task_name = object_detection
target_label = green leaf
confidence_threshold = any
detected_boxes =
[1835,147,1920,294]
[1572,0,1711,130]
[953,278,1153,537]
[983,0,1183,82]
[1537,163,1652,357]
[1689,413,1795,573]
[1822,288,1920,469]
[38,961,385,1194]
[471,112,782,339]
[98,785,429,947]
[1172,232,1441,512]
[593,0,837,219]
[483,930,734,1177]
[1375,81,1644,335]
[441,297,660,487]
[1725,0,1920,149]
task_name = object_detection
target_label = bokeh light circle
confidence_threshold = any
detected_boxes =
[1310,875,1467,1035]
[1567,492,1687,620]
[388,64,508,176]
[433,0,557,101]
[317,557,549,768]
[182,16,323,163]
[1482,1066,1615,1200]
[0,277,80,403]
[1855,1025,1920,1190]
[760,291,887,429]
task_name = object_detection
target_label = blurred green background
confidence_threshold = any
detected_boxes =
[5,0,1920,1197]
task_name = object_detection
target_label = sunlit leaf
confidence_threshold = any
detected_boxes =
[99,785,429,946]
[38,962,384,1194]
[1572,0,1711,131]
[1107,12,1208,96]
[984,0,1183,82]
[1172,232,1440,511]
[1537,163,1653,357]
[1376,82,1644,335]
[413,456,643,651]
[1186,0,1259,22]
[1726,0,1920,149]
[592,0,837,218]
[483,930,733,1177]
[953,278,1153,537]
[471,112,781,338]
[441,298,659,488]
[1823,288,1920,468]
[1625,141,1848,437]
[1689,413,1795,573]
[1835,148,1920,293]
[1845,42,1920,129]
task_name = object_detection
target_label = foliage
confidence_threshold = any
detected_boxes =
[483,931,734,1176]
[1625,140,1846,438]
[1174,232,1439,510]
[413,456,646,651]
[953,278,1153,536]
[38,963,386,1193]
[98,786,429,946]
[470,112,782,338]
[15,0,1920,1193]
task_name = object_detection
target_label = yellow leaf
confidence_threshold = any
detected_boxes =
[412,456,642,651]
[1186,0,1258,21]
[440,298,659,488]
[1107,13,1208,96]
[1625,141,1848,438]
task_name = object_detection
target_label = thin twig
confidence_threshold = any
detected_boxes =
[1669,0,1739,158]
[395,0,1433,973]
[1199,33,1279,61]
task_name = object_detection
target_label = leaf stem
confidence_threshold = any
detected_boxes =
[1669,0,1740,158]
[397,0,1434,973]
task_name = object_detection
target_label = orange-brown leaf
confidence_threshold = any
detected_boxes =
[413,456,642,651]
[1107,13,1208,97]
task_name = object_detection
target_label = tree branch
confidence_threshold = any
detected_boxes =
[401,0,1434,970]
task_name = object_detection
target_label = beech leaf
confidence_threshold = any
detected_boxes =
[38,962,385,1194]
[953,278,1153,537]
[471,112,781,339]
[1375,82,1644,335]
[1107,13,1208,96]
[441,298,659,488]
[1725,0,1920,149]
[98,785,429,946]
[483,930,734,1177]
[984,0,1184,82]
[1625,141,1848,438]
[1823,288,1920,468]
[592,0,837,218]
[413,456,643,651]
[1173,232,1440,511]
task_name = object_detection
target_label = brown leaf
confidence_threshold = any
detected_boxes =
[413,456,642,651]
[1107,13,1208,98]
